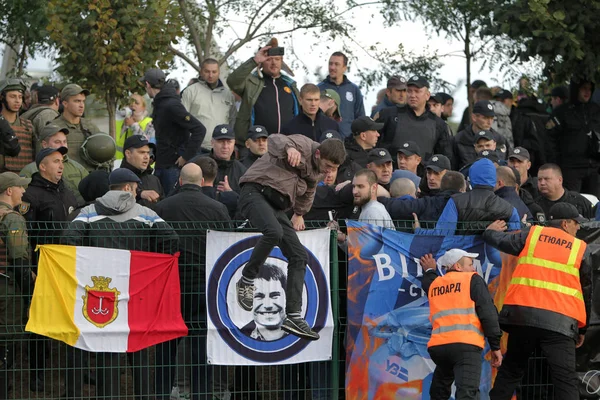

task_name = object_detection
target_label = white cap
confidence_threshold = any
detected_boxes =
[437,249,479,269]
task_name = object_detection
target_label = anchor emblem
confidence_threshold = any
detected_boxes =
[82,276,120,328]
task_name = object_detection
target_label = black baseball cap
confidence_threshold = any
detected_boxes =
[437,93,453,103]
[475,130,495,143]
[351,116,383,135]
[319,130,342,143]
[551,86,569,99]
[495,89,513,100]
[109,168,142,185]
[428,93,443,104]
[397,141,421,157]
[37,85,60,102]
[123,135,156,153]
[472,80,487,89]
[139,68,166,86]
[387,76,407,90]
[473,100,495,117]
[407,75,429,88]
[368,148,393,165]
[477,150,500,163]
[36,147,68,168]
[212,124,235,140]
[247,125,269,140]
[508,147,530,161]
[549,203,588,224]
[426,154,451,172]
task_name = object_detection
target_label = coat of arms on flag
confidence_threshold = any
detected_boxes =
[82,276,120,328]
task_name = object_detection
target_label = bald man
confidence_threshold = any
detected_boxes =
[494,166,530,221]
[390,177,417,199]
[154,162,231,399]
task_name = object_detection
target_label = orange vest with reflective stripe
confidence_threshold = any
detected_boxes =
[427,271,485,349]
[505,225,586,327]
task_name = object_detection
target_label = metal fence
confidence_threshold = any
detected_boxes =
[0,220,556,399]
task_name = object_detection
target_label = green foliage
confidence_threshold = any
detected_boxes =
[492,0,600,82]
[0,0,51,73]
[47,0,183,135]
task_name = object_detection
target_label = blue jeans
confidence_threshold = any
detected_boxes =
[155,167,180,196]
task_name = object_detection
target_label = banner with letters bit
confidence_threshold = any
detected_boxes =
[206,228,334,365]
[346,221,518,400]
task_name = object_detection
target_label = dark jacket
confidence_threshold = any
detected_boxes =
[120,158,164,210]
[194,151,247,193]
[155,184,231,293]
[422,270,502,350]
[63,191,179,255]
[376,104,452,162]
[371,95,395,118]
[495,186,530,221]
[240,151,261,169]
[336,157,363,184]
[344,136,371,167]
[318,75,366,138]
[534,189,595,219]
[423,159,520,235]
[452,125,510,170]
[511,99,548,175]
[280,109,340,142]
[520,176,539,200]
[379,189,457,223]
[482,227,592,338]
[22,173,78,262]
[200,186,239,219]
[151,85,206,168]
[547,80,600,169]
[302,185,357,221]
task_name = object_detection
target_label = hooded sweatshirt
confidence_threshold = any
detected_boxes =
[419,158,520,235]
[62,191,179,254]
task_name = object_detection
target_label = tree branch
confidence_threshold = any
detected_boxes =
[244,0,280,40]
[169,44,201,72]
[203,0,216,60]
[178,0,204,63]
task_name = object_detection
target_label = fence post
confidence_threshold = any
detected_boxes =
[330,230,340,400]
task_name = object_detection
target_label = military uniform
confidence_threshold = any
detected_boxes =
[52,115,101,171]
[0,172,32,399]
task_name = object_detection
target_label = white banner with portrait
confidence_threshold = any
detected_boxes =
[206,228,334,365]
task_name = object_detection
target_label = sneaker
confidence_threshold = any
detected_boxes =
[281,316,320,341]
[236,278,255,312]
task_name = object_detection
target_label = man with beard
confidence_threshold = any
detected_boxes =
[353,168,394,229]
[241,125,269,168]
[242,263,288,341]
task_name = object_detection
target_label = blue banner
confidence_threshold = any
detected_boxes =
[345,221,509,400]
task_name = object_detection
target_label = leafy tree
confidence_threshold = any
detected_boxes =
[492,0,600,82]
[0,0,51,75]
[46,0,183,137]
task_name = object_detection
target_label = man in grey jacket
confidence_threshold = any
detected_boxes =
[236,134,346,340]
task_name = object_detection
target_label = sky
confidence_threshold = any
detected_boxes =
[22,1,523,123]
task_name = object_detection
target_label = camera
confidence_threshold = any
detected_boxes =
[267,47,285,57]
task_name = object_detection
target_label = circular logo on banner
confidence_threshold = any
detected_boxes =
[207,236,328,363]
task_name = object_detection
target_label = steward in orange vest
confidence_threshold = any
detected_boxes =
[421,249,502,400]
[483,202,592,400]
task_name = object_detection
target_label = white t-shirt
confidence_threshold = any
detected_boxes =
[359,200,396,230]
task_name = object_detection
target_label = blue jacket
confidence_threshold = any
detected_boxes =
[318,76,365,138]
[371,96,394,118]
[418,159,521,235]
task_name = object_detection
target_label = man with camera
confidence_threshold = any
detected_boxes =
[227,39,300,151]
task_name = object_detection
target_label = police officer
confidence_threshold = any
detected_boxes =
[52,84,102,171]
[0,78,34,172]
[484,203,592,400]
[19,124,89,205]
[0,172,32,399]
[420,249,502,400]
[241,125,269,169]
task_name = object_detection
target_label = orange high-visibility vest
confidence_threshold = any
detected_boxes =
[428,272,485,349]
[504,225,586,327]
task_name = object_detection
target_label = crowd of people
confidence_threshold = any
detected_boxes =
[0,37,599,400]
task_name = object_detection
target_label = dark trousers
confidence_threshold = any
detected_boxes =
[490,327,578,400]
[239,184,308,314]
[428,344,482,400]
[562,167,600,197]
[0,344,13,400]
[93,350,151,399]
[155,166,180,196]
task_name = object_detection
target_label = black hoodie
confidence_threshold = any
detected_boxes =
[151,85,206,168]
[120,158,164,210]
[547,79,600,168]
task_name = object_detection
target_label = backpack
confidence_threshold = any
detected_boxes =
[491,100,514,148]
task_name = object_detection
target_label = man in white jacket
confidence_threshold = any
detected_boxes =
[182,58,237,151]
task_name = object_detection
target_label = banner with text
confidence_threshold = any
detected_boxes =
[206,228,334,365]
[346,221,516,400]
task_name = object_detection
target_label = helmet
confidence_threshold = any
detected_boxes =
[80,133,117,167]
[0,78,26,94]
